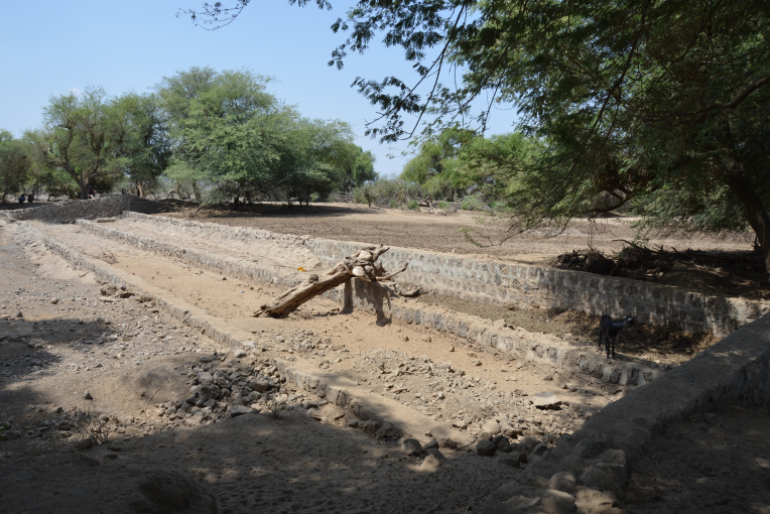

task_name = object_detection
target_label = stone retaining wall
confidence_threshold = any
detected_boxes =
[482,313,770,513]
[0,195,132,222]
[15,220,770,514]
[76,219,664,392]
[123,212,768,337]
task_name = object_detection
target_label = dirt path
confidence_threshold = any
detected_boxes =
[0,230,525,514]
[2,219,768,514]
[31,221,612,437]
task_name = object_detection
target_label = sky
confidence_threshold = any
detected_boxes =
[0,0,518,177]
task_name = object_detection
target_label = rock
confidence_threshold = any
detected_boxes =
[198,384,221,400]
[421,335,432,342]
[199,355,215,363]
[531,442,548,456]
[476,440,497,457]
[574,487,619,513]
[419,454,441,472]
[579,466,623,499]
[497,453,521,468]
[425,447,447,462]
[129,471,218,514]
[518,460,564,487]
[542,374,554,381]
[492,435,512,453]
[423,438,439,450]
[549,471,577,493]
[558,454,584,474]
[249,379,269,393]
[185,411,208,426]
[83,390,93,400]
[450,418,468,430]
[234,349,247,358]
[529,392,562,410]
[482,419,501,435]
[51,298,59,305]
[229,405,250,417]
[399,438,424,456]
[596,449,628,485]
[375,422,402,439]
[438,437,458,449]
[573,438,604,459]
[346,419,359,428]
[498,417,516,438]
[16,311,23,318]
[520,436,541,452]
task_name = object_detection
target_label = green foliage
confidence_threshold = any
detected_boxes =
[157,67,370,205]
[407,199,419,210]
[189,0,770,268]
[0,131,31,202]
[460,195,487,212]
[351,177,423,207]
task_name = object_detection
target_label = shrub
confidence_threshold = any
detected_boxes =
[407,199,419,210]
[460,195,488,211]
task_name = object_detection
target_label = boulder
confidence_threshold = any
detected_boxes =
[476,440,497,457]
[528,392,562,410]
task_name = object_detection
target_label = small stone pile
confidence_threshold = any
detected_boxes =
[154,353,297,426]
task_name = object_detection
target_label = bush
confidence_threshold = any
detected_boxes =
[460,195,488,211]
[389,199,398,208]
[437,201,450,209]
[352,178,424,207]
[407,199,419,210]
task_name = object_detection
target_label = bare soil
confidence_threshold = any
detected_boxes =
[624,402,770,514]
[158,201,760,300]
[1,209,766,514]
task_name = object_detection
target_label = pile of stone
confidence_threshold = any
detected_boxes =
[154,353,297,426]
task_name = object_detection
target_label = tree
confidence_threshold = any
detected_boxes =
[158,67,364,206]
[109,92,172,197]
[32,87,116,198]
[0,130,31,203]
[184,0,770,271]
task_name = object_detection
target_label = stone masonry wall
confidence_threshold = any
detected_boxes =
[0,195,132,222]
[78,218,664,391]
[123,212,768,337]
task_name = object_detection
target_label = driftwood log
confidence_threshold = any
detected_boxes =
[254,244,407,318]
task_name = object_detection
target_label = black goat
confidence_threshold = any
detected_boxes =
[599,314,636,359]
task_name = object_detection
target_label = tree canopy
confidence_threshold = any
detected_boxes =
[184,0,770,269]
[156,67,374,205]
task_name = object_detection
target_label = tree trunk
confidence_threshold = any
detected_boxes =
[255,245,407,318]
[721,123,770,272]
[135,180,144,198]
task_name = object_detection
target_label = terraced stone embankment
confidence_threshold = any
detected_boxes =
[74,215,669,394]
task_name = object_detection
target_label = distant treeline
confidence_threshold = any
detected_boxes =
[0,67,376,205]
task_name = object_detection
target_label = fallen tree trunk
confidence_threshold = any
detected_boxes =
[254,244,407,318]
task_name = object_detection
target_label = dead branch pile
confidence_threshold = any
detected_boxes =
[555,241,765,281]
[254,244,407,318]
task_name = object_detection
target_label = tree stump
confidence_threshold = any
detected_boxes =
[254,244,407,318]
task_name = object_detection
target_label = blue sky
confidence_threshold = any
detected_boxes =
[0,0,518,177]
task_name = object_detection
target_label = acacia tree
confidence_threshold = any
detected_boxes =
[109,92,172,197]
[31,87,115,199]
[0,130,31,203]
[158,68,364,205]
[183,0,770,270]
